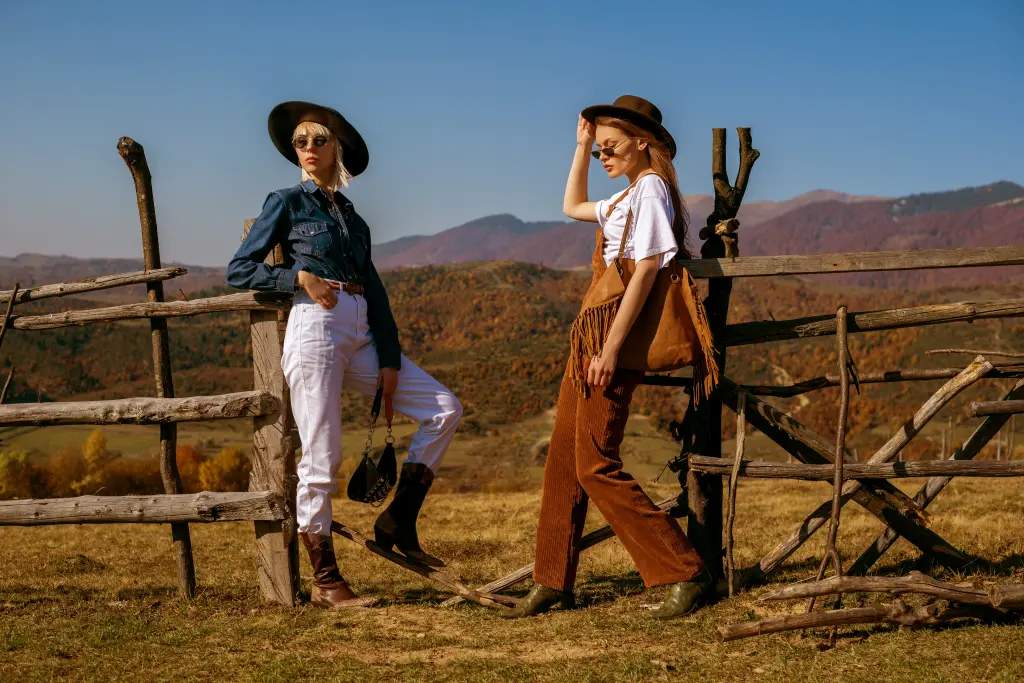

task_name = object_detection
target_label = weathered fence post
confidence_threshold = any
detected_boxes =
[117,137,197,599]
[243,221,300,606]
[686,127,759,580]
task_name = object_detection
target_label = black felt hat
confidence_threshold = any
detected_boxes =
[581,95,676,159]
[268,101,369,176]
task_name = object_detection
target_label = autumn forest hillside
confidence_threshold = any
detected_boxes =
[2,259,1020,464]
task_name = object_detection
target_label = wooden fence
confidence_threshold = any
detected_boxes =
[0,138,299,606]
[1,130,1022,619]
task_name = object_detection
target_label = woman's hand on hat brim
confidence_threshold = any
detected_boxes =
[577,115,595,148]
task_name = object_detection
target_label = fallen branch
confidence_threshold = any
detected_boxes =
[719,599,1004,642]
[760,572,1024,610]
[330,520,514,610]
[440,496,678,607]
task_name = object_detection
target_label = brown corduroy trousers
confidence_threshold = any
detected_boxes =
[532,365,704,591]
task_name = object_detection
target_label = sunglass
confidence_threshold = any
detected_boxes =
[591,138,637,160]
[292,135,330,150]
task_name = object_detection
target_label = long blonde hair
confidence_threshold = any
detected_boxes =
[292,121,353,192]
[595,116,690,258]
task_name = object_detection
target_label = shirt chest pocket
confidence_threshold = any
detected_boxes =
[291,221,333,257]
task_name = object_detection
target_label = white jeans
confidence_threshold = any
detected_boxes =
[282,289,462,535]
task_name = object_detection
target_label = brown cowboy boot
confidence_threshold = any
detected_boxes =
[373,462,445,567]
[299,532,377,609]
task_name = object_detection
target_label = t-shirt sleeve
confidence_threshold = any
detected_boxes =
[631,177,678,266]
[595,198,607,226]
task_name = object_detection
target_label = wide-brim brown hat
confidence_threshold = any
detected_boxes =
[581,95,677,159]
[268,101,369,176]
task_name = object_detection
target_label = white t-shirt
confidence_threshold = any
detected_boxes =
[596,173,678,269]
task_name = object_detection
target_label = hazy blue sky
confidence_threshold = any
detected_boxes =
[1,1,1020,265]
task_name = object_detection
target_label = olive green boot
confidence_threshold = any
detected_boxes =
[650,569,714,619]
[501,584,575,619]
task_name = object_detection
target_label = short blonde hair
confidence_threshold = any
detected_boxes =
[292,121,353,191]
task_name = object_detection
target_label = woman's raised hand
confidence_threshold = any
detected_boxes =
[297,270,341,309]
[577,115,595,148]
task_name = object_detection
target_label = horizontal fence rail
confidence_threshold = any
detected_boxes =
[689,456,1024,480]
[679,244,1024,279]
[724,298,1024,347]
[0,492,286,525]
[641,363,1024,393]
[0,267,187,304]
[0,391,278,426]
[9,291,290,330]
[970,400,1024,417]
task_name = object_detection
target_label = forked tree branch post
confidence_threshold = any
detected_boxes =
[118,137,196,600]
[687,127,760,580]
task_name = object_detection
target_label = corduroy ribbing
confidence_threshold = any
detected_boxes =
[532,365,703,591]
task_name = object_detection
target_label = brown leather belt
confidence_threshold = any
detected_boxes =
[340,282,365,296]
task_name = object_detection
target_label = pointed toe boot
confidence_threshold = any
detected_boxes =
[650,569,714,620]
[374,463,445,567]
[300,532,378,609]
[501,584,575,619]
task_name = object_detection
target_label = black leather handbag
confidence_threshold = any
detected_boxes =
[346,383,398,505]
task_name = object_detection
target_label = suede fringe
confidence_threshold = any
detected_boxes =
[687,286,720,405]
[567,283,721,403]
[568,298,621,397]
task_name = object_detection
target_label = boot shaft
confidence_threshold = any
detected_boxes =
[299,532,345,588]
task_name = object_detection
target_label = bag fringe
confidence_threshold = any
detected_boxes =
[568,298,621,397]
[688,281,720,404]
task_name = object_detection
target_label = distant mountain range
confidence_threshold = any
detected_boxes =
[2,181,1021,293]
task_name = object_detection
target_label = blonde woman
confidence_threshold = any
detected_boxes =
[227,101,462,609]
[505,96,714,619]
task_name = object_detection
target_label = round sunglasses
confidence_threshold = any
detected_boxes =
[292,135,330,150]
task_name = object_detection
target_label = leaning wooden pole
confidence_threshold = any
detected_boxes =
[118,137,196,599]
[686,127,759,581]
[808,306,850,615]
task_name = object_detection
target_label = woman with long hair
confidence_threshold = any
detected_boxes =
[505,95,714,619]
[227,101,462,609]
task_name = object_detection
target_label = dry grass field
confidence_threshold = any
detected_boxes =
[2,468,1022,682]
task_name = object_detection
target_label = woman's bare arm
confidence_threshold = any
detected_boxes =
[563,115,599,222]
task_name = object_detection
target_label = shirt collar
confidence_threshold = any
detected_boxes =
[300,179,353,212]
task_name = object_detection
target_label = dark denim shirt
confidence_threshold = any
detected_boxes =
[226,179,401,369]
